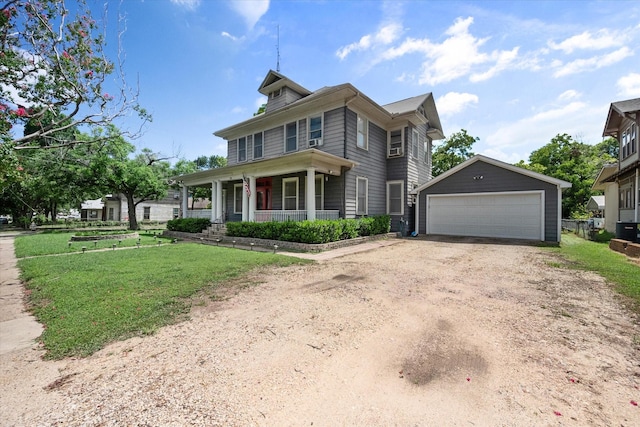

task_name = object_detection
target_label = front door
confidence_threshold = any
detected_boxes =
[256,178,272,210]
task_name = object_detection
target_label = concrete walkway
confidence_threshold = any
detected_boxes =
[0,234,43,355]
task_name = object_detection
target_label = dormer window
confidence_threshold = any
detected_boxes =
[270,88,282,99]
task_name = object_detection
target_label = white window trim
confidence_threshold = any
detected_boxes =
[387,127,405,157]
[233,183,243,214]
[282,177,299,210]
[253,131,264,159]
[315,174,325,210]
[284,122,298,153]
[356,176,368,215]
[308,113,324,142]
[386,180,404,216]
[357,114,369,150]
[237,136,247,163]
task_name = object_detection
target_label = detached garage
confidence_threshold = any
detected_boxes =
[413,155,571,243]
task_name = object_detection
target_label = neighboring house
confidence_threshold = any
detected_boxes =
[586,195,605,229]
[80,191,182,222]
[176,70,445,231]
[591,163,618,233]
[412,155,571,243]
[594,98,640,230]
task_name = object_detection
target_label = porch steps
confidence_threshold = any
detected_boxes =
[204,223,227,239]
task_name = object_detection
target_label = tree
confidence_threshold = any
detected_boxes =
[172,154,227,209]
[90,129,170,230]
[517,133,617,218]
[432,129,478,176]
[0,0,149,151]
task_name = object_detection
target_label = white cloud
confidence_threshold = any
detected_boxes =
[470,47,520,82]
[229,0,270,30]
[170,0,201,10]
[436,92,479,117]
[255,96,267,109]
[557,90,581,102]
[484,101,612,156]
[552,47,633,77]
[617,72,640,97]
[548,29,626,53]
[336,22,402,60]
[221,31,241,42]
[231,106,245,114]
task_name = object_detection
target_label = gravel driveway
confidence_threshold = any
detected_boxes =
[1,237,639,426]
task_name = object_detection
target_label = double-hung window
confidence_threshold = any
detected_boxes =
[357,115,368,150]
[143,207,151,220]
[387,181,404,215]
[253,132,263,159]
[309,115,322,143]
[356,177,368,215]
[388,128,404,157]
[285,122,297,152]
[315,175,324,210]
[412,129,419,159]
[283,177,299,210]
[237,136,247,162]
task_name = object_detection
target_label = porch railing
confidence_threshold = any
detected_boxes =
[184,209,340,222]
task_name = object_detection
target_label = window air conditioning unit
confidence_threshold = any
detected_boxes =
[308,138,322,147]
[389,147,402,157]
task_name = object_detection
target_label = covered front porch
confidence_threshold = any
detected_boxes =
[176,149,356,223]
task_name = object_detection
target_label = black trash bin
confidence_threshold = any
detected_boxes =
[616,222,640,243]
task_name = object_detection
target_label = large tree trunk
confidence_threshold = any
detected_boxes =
[126,194,138,230]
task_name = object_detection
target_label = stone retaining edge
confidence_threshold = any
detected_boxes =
[163,230,398,253]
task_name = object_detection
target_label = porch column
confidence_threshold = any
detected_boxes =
[306,167,316,221]
[181,184,188,218]
[210,181,216,222]
[216,180,223,221]
[242,180,249,222]
[249,176,257,222]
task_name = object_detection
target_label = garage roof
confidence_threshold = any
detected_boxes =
[412,155,572,194]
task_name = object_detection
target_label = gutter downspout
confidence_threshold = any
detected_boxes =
[342,89,359,218]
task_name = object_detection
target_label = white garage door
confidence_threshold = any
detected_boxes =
[426,191,544,240]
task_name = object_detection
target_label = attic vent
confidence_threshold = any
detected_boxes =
[270,89,282,99]
[418,105,425,116]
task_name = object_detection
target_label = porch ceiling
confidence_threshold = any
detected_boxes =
[176,149,357,186]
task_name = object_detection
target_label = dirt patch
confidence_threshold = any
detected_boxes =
[1,238,639,426]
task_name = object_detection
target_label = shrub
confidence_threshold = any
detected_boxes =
[226,215,391,244]
[166,218,211,233]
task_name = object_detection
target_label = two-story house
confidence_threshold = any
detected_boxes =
[594,98,639,236]
[176,70,444,231]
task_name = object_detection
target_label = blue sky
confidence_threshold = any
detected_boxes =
[104,0,640,164]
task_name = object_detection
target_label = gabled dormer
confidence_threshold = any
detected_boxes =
[382,93,445,140]
[258,70,312,114]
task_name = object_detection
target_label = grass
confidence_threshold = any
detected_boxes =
[17,242,309,359]
[550,233,640,307]
[14,230,171,258]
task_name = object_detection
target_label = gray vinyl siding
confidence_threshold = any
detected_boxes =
[264,126,284,159]
[417,161,560,242]
[343,109,387,218]
[265,87,304,113]
[322,107,346,157]
[385,126,409,230]
[227,139,237,164]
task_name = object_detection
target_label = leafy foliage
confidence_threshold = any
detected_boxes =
[0,0,149,151]
[516,134,617,218]
[166,218,211,233]
[226,216,391,244]
[432,129,478,176]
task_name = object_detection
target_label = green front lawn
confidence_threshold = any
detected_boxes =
[14,230,171,258]
[551,233,640,306]
[18,242,308,359]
